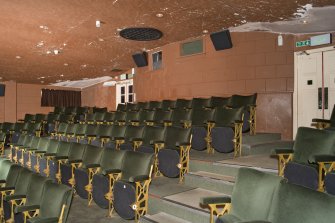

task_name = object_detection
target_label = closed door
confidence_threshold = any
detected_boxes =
[116,80,135,109]
[296,49,335,129]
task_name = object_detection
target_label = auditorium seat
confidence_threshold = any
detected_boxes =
[35,139,60,174]
[90,125,114,147]
[157,126,191,181]
[206,107,244,156]
[165,108,192,128]
[275,127,335,191]
[118,125,145,151]
[104,125,127,150]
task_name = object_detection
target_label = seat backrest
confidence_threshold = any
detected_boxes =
[269,181,335,223]
[210,96,230,107]
[84,124,98,136]
[16,134,26,145]
[47,139,60,154]
[99,150,127,172]
[111,125,127,138]
[114,111,127,121]
[47,114,60,123]
[230,168,282,221]
[93,107,108,113]
[124,125,145,142]
[68,143,86,161]
[117,104,127,112]
[56,141,72,157]
[74,123,87,135]
[227,93,257,109]
[125,103,138,111]
[39,182,73,220]
[0,132,5,142]
[25,173,53,206]
[85,113,95,122]
[96,125,113,137]
[153,110,172,123]
[139,110,155,123]
[81,145,103,168]
[22,134,33,147]
[12,168,33,195]
[5,164,23,187]
[171,108,192,124]
[14,122,24,132]
[293,127,335,163]
[24,114,35,122]
[29,136,41,149]
[214,107,244,126]
[191,108,215,126]
[57,123,68,133]
[65,123,77,135]
[191,98,211,109]
[121,151,154,181]
[148,101,162,110]
[0,159,14,181]
[136,102,148,110]
[174,99,192,109]
[36,137,50,152]
[35,114,47,123]
[142,126,166,146]
[94,112,106,121]
[164,126,191,148]
[59,114,74,123]
[125,110,140,122]
[104,112,115,122]
[161,100,176,110]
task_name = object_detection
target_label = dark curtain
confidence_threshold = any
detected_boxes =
[41,89,81,107]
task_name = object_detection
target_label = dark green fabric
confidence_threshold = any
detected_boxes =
[164,126,191,148]
[191,98,211,109]
[114,111,126,121]
[227,94,257,109]
[191,108,215,126]
[25,174,52,206]
[161,100,176,110]
[36,138,50,153]
[67,143,86,161]
[0,160,13,181]
[120,151,154,181]
[214,107,244,126]
[124,126,145,142]
[139,110,155,124]
[74,123,87,136]
[269,181,335,223]
[142,126,166,145]
[10,168,33,196]
[5,165,23,188]
[45,140,60,155]
[293,127,335,163]
[125,111,140,123]
[229,168,281,221]
[174,99,192,109]
[80,145,103,168]
[111,125,127,138]
[210,97,230,107]
[55,141,72,157]
[171,108,192,125]
[96,125,113,137]
[57,123,68,134]
[148,101,162,110]
[99,150,126,173]
[153,110,172,124]
[84,124,98,136]
[103,112,115,122]
[28,217,59,223]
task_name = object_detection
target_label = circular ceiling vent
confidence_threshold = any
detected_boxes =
[119,27,163,41]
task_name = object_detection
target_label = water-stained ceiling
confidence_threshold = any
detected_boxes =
[0,0,334,84]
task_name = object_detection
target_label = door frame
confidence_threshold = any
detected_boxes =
[115,79,135,109]
[293,46,335,137]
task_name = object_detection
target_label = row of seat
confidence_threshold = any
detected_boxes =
[201,167,335,223]
[8,136,154,221]
[0,158,73,223]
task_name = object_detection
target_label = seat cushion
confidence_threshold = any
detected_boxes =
[284,162,318,190]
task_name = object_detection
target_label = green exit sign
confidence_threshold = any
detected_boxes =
[296,40,311,47]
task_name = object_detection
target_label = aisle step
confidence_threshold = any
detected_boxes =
[140,212,192,223]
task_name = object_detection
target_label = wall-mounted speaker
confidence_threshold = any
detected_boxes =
[210,30,233,51]
[132,52,148,67]
[0,84,5,97]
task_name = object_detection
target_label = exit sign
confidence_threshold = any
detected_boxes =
[296,40,311,47]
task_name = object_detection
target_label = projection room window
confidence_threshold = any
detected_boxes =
[152,51,162,70]
[180,39,203,56]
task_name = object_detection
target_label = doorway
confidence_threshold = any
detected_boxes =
[294,46,335,135]
[115,79,135,109]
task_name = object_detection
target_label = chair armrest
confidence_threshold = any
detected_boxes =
[14,204,40,213]
[4,194,26,201]
[128,175,150,183]
[0,186,15,192]
[34,151,47,154]
[312,155,335,163]
[102,169,122,175]
[154,140,165,144]
[0,180,6,184]
[274,149,294,155]
[86,134,97,138]
[130,138,143,142]
[54,156,69,160]
[86,164,101,169]
[112,137,125,141]
[26,148,37,151]
[312,118,331,123]
[68,159,83,164]
[234,120,243,124]
[44,153,57,157]
[200,196,231,205]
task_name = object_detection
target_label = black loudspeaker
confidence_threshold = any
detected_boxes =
[210,30,233,51]
[0,84,5,96]
[132,52,148,67]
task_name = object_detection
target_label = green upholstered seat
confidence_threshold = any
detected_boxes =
[119,126,145,150]
[120,151,154,181]
[173,99,192,109]
[1,164,22,188]
[210,97,230,108]
[147,101,162,110]
[0,160,14,182]
[190,98,211,109]
[152,109,172,126]
[161,100,176,110]
[139,126,166,148]
[93,107,108,113]
[94,112,106,123]
[227,94,257,109]
[117,104,127,112]
[24,182,73,223]
[113,111,127,125]
[138,110,155,126]
[213,107,244,127]
[191,108,215,126]
[124,110,140,125]
[125,103,138,111]
[168,108,192,127]
[268,181,335,223]
[103,112,115,124]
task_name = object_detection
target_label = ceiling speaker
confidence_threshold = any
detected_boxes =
[132,52,148,67]
[210,30,233,51]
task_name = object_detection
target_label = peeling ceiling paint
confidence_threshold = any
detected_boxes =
[0,0,334,84]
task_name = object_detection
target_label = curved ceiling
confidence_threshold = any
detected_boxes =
[0,0,334,84]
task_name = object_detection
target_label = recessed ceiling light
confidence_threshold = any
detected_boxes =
[16,56,21,59]
[60,74,64,77]
[63,63,68,66]
[98,38,104,42]
[156,13,164,18]
[202,29,209,34]
[54,50,59,55]
[46,51,51,54]
[40,81,45,83]
[40,76,45,79]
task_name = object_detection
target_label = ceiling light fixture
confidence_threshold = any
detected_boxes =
[98,38,104,42]
[54,50,59,55]
[202,29,209,34]
[156,13,164,18]
[64,63,68,66]
[16,56,21,59]
[60,74,64,77]
[46,51,51,54]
